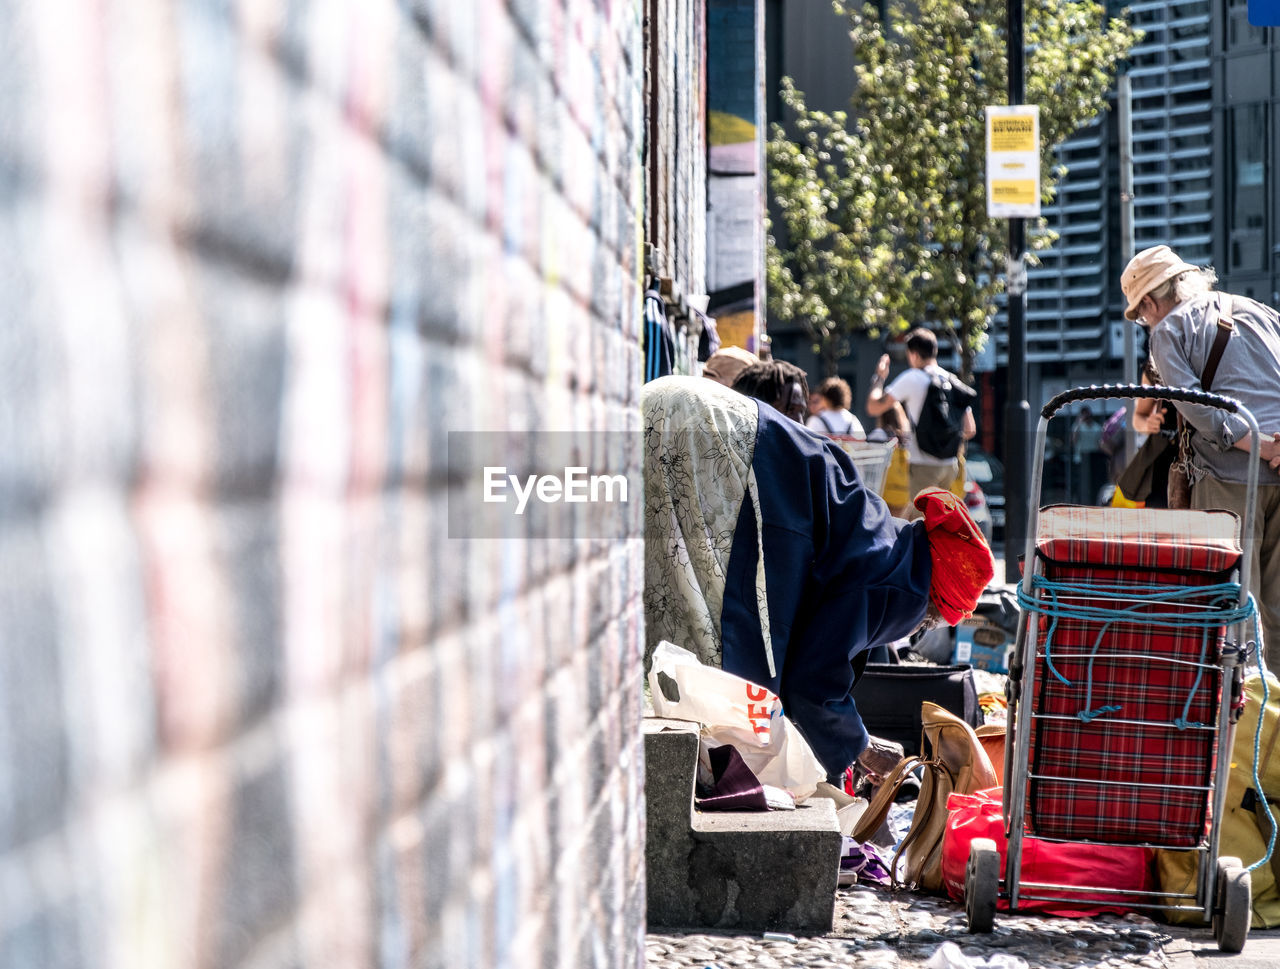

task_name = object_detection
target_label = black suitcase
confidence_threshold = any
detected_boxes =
[851,663,982,756]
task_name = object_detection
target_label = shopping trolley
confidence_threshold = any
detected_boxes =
[834,438,895,496]
[964,385,1262,953]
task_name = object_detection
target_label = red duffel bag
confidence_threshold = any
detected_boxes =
[941,787,1155,917]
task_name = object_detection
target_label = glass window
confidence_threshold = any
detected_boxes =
[1171,132,1211,152]
[1226,0,1266,49]
[1170,66,1211,87]
[1229,104,1267,271]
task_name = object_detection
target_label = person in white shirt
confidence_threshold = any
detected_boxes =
[864,328,975,518]
[806,376,866,439]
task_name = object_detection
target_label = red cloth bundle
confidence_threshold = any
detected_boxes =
[914,487,995,625]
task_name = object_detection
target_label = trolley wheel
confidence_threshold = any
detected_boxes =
[965,838,1000,934]
[1213,856,1250,954]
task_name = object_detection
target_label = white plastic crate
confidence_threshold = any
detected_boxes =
[831,438,895,496]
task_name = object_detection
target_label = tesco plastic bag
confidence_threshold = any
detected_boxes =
[648,640,826,801]
[940,787,1154,917]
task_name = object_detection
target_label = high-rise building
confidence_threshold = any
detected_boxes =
[1026,0,1213,394]
[1213,0,1277,305]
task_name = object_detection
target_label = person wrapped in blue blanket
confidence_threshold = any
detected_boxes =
[643,376,994,776]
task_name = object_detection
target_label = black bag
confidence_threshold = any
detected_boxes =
[914,372,975,460]
[1114,431,1176,505]
[851,663,982,757]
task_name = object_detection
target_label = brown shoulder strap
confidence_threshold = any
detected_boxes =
[1201,293,1234,392]
[851,756,922,843]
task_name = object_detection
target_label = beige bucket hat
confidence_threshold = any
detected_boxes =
[1121,245,1199,321]
[703,345,759,386]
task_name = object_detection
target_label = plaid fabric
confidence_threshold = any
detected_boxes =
[1024,510,1242,847]
[1036,505,1241,574]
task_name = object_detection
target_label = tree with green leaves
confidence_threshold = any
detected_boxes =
[767,0,1139,379]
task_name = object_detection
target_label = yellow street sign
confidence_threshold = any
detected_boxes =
[986,105,1041,218]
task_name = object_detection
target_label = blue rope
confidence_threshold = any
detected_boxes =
[1246,625,1276,875]
[1024,573,1274,870]
[1170,623,1211,730]
[1021,576,1273,870]
[1016,578,1256,728]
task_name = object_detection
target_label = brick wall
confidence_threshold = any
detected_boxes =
[0,3,647,969]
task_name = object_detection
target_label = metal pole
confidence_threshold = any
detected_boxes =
[1003,0,1030,584]
[1118,73,1137,463]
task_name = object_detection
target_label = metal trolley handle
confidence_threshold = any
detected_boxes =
[1041,383,1241,420]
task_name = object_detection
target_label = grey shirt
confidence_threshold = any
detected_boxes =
[1150,291,1280,486]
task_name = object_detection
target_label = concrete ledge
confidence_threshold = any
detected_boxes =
[644,717,841,932]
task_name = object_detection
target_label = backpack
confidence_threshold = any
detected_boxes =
[817,410,852,435]
[913,370,975,460]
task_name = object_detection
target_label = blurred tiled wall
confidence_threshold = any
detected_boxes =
[0,2,647,968]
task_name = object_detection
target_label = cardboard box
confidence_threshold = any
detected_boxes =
[952,618,1013,673]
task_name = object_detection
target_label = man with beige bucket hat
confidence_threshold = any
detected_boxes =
[1120,244,1280,668]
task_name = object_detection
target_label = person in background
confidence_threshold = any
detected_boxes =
[867,401,911,444]
[806,376,866,439]
[864,328,975,517]
[1120,244,1280,669]
[1124,361,1179,509]
[703,345,759,387]
[732,360,809,424]
[643,375,995,778]
[1098,405,1129,485]
[1070,406,1106,504]
[807,390,825,421]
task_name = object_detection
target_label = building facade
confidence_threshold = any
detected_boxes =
[766,0,1280,452]
[1213,0,1279,304]
[1023,0,1214,412]
[0,2,765,968]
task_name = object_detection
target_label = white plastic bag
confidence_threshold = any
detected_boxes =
[925,942,1028,969]
[648,640,826,801]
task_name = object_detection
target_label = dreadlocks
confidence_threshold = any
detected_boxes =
[732,361,810,423]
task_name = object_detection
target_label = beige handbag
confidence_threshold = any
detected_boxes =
[853,701,998,892]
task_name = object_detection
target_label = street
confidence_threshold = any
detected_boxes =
[648,883,1280,968]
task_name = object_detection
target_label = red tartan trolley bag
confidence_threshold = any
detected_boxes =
[962,384,1262,955]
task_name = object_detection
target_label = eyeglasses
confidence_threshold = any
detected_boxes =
[1135,296,1153,325]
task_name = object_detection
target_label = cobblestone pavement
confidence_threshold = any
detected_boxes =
[647,883,1180,968]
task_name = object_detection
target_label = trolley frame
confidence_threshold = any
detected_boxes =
[1001,384,1260,926]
